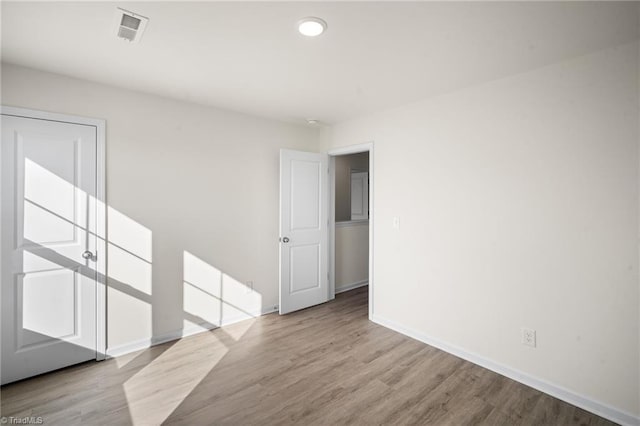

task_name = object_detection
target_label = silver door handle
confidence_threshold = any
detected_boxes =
[82,250,95,260]
[282,237,290,243]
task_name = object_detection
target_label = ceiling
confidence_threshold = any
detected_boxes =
[2,2,639,125]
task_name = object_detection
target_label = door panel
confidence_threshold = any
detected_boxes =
[289,244,320,293]
[1,114,98,384]
[279,149,328,314]
[21,268,77,344]
[290,160,321,230]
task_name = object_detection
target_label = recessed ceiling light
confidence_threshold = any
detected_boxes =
[306,119,319,125]
[298,17,327,37]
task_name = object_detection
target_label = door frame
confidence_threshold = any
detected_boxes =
[1,105,107,361]
[328,142,374,319]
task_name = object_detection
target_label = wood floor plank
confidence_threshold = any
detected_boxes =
[0,286,617,425]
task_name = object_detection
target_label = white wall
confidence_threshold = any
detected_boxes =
[322,42,640,420]
[1,64,319,353]
[335,222,369,292]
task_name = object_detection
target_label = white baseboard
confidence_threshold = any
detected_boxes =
[371,314,639,426]
[335,280,368,294]
[106,305,278,359]
[106,337,153,358]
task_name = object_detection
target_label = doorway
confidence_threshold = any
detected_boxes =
[328,143,374,318]
[278,143,374,317]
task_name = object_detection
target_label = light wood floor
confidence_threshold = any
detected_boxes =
[1,287,615,425]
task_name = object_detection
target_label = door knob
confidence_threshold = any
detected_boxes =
[282,237,290,243]
[82,250,95,260]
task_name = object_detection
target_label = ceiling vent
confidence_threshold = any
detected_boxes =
[114,8,148,43]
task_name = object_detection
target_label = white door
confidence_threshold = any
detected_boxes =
[350,171,369,220]
[279,149,329,314]
[1,113,98,384]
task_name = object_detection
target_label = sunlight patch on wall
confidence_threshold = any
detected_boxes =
[183,281,222,331]
[182,251,262,340]
[221,274,262,337]
[183,251,221,297]
[105,207,153,348]
[183,251,222,331]
[107,207,152,263]
[107,243,152,295]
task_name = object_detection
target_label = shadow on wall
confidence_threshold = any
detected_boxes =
[14,156,267,423]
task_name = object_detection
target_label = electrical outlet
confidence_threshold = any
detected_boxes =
[522,328,536,347]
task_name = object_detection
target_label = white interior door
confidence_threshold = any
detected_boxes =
[1,113,98,384]
[279,149,328,314]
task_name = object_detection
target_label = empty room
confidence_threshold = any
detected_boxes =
[1,1,638,425]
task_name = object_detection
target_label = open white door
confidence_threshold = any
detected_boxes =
[279,149,329,314]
